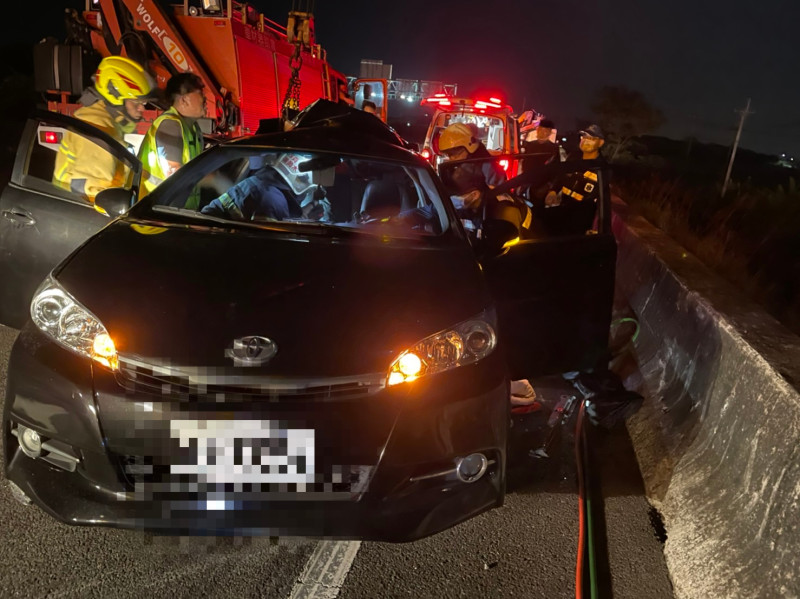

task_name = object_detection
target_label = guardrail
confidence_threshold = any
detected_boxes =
[611,197,800,599]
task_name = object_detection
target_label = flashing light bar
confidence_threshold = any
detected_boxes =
[424,96,504,110]
[489,97,502,104]
[498,159,510,171]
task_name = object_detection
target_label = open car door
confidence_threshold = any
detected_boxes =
[0,110,141,328]
[442,156,616,378]
[353,79,388,122]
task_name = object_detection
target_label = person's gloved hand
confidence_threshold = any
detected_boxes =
[300,187,332,221]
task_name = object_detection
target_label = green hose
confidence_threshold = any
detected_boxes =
[611,317,640,343]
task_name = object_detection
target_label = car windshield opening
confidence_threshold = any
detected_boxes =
[147,149,449,238]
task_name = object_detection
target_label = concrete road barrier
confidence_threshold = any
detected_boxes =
[611,198,800,599]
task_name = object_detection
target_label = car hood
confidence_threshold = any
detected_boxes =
[56,220,490,376]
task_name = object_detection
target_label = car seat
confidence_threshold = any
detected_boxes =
[360,179,406,220]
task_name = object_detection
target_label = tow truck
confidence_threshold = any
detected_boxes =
[34,0,359,149]
[419,94,521,176]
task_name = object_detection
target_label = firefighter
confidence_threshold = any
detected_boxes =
[542,124,606,235]
[438,123,503,234]
[53,56,154,202]
[138,73,206,207]
[439,123,536,406]
[200,153,331,222]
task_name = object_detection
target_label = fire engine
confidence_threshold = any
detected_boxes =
[419,94,521,177]
[34,0,357,148]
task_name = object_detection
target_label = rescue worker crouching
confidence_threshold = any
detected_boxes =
[138,73,206,208]
[53,55,155,202]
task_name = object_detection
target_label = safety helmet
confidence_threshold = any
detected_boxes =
[95,56,155,106]
[438,123,480,155]
[271,153,315,195]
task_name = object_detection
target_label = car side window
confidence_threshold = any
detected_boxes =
[19,122,134,205]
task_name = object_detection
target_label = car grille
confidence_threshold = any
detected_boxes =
[115,356,385,402]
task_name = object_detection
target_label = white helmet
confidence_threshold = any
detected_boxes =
[271,153,315,195]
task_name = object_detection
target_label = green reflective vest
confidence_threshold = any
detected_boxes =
[139,107,204,209]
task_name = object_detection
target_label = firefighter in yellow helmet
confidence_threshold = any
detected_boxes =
[438,122,518,234]
[438,123,506,218]
[53,55,155,202]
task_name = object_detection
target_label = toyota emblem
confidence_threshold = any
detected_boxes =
[225,336,278,367]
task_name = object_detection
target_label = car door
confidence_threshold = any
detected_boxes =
[0,110,141,328]
[477,161,617,379]
[353,78,388,122]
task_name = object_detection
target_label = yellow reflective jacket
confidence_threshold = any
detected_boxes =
[53,100,131,201]
[138,107,204,208]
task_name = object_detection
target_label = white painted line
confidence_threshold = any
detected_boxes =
[288,540,361,599]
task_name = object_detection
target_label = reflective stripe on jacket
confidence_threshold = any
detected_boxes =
[53,100,130,201]
[138,107,204,208]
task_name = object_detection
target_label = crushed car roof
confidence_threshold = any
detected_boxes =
[230,100,421,163]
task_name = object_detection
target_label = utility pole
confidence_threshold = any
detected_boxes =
[721,98,753,197]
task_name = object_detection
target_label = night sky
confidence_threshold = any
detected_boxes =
[7,0,799,157]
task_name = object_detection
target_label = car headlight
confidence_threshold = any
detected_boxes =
[30,276,119,370]
[387,310,497,386]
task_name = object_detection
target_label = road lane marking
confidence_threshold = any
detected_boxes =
[288,541,361,599]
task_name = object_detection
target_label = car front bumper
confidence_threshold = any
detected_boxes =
[4,325,509,541]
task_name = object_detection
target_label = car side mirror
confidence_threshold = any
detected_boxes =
[94,187,133,217]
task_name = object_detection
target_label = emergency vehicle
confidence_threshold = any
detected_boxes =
[419,95,521,176]
[34,0,367,150]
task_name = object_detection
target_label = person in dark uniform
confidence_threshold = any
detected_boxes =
[521,118,559,169]
[542,124,606,235]
[519,118,560,203]
[201,153,331,222]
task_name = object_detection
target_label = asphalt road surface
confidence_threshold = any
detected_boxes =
[0,323,674,599]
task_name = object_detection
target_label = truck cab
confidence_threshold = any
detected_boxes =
[420,96,520,177]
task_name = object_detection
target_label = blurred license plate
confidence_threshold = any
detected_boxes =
[168,419,315,485]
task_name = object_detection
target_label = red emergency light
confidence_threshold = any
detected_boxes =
[420,148,432,160]
[40,131,62,144]
[498,159,510,171]
[424,95,505,111]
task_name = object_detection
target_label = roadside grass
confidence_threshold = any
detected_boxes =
[613,172,800,336]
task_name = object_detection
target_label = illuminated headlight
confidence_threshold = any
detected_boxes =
[387,310,497,386]
[30,276,118,370]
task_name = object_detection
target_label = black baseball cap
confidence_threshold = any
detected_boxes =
[539,118,556,129]
[580,124,605,140]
